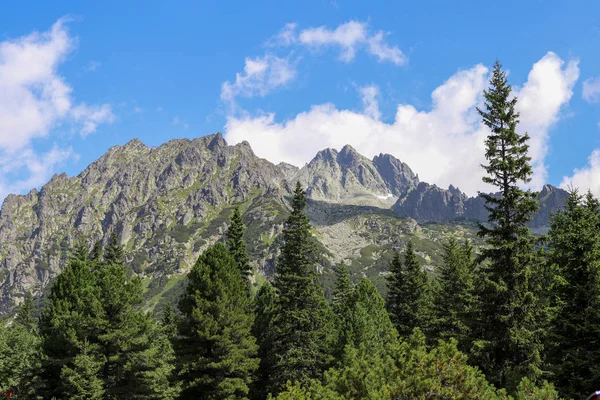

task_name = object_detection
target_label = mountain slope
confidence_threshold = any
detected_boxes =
[0,133,568,314]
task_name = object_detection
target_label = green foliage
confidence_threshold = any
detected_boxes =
[274,329,559,400]
[176,242,259,399]
[15,291,37,334]
[39,239,178,399]
[0,322,41,398]
[331,262,353,316]
[252,283,278,400]
[269,182,336,395]
[39,256,103,398]
[226,204,252,280]
[60,340,105,400]
[431,238,476,349]
[103,232,125,266]
[386,241,432,338]
[547,190,600,399]
[473,60,549,390]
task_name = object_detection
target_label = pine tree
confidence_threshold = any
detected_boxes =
[39,255,103,399]
[15,291,36,334]
[60,340,105,400]
[70,239,89,262]
[473,60,548,390]
[0,320,42,398]
[252,283,278,400]
[338,278,397,357]
[95,237,176,399]
[331,262,353,316]
[103,232,124,265]
[161,303,178,341]
[90,240,103,264]
[432,238,476,349]
[176,242,259,399]
[269,182,336,394]
[386,241,431,338]
[226,205,252,281]
[546,190,600,399]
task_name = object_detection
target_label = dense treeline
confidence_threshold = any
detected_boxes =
[1,61,600,399]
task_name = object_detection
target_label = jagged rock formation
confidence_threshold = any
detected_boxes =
[0,133,569,314]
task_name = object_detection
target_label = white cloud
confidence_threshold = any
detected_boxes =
[560,149,600,197]
[71,103,115,136]
[133,106,143,114]
[268,23,298,46]
[224,52,578,196]
[0,145,73,200]
[220,54,296,109]
[583,76,600,103]
[515,52,579,189]
[297,20,406,65]
[0,18,114,198]
[358,85,381,120]
[367,31,406,65]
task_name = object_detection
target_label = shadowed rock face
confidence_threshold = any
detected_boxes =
[392,181,568,228]
[0,134,568,314]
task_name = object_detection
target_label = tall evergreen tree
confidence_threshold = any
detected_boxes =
[103,232,124,266]
[269,182,335,394]
[432,238,476,349]
[39,254,103,399]
[0,319,42,398]
[252,283,278,400]
[95,236,176,399]
[15,291,36,334]
[473,60,548,390]
[60,339,105,400]
[226,204,252,281]
[331,262,353,316]
[90,240,103,264]
[176,242,259,399]
[386,241,431,338]
[547,190,600,399]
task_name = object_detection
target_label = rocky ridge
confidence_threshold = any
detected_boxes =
[0,133,568,314]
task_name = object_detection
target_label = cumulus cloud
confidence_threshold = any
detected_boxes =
[296,20,406,65]
[220,54,296,109]
[515,52,579,189]
[560,150,600,197]
[0,18,114,199]
[582,76,600,103]
[359,85,381,120]
[224,52,578,196]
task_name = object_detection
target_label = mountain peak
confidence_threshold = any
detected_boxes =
[337,144,363,166]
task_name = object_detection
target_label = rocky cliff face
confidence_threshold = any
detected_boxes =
[0,133,568,314]
[393,181,568,228]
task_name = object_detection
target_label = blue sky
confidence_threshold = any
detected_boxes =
[1,0,600,198]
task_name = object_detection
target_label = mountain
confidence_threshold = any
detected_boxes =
[0,133,568,314]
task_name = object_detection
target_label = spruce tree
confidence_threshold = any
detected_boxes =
[103,232,124,265]
[269,182,335,394]
[60,339,105,400]
[39,254,103,399]
[252,283,278,400]
[0,320,42,397]
[432,238,476,349]
[331,262,353,316]
[95,236,176,399]
[15,291,36,334]
[473,60,547,390]
[226,204,252,280]
[161,303,178,341]
[176,242,259,399]
[386,241,431,338]
[547,190,600,399]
